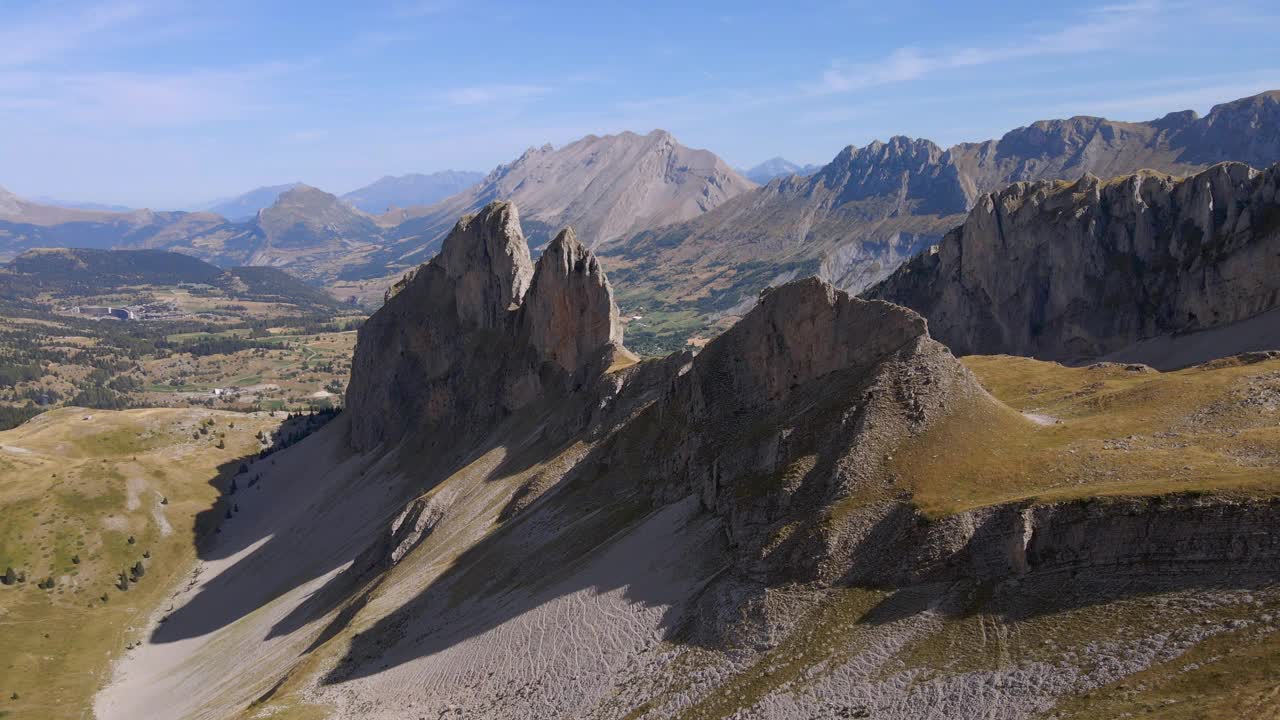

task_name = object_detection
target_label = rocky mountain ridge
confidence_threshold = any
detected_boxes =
[602,90,1280,351]
[868,160,1280,366]
[355,130,756,273]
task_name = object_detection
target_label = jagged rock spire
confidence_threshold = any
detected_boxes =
[522,227,631,377]
[435,201,534,329]
[347,202,633,452]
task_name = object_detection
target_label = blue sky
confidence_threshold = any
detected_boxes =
[1,0,1278,209]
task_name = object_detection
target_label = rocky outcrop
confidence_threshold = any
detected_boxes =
[558,277,994,582]
[346,201,632,453]
[844,494,1280,588]
[521,228,632,379]
[868,161,1280,363]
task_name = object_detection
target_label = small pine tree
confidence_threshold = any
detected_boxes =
[233,503,239,513]
[224,507,232,520]
[71,554,80,564]
[142,550,151,559]
[229,477,238,495]
[2,566,15,586]
[160,496,169,505]
[127,535,136,545]
[216,438,225,449]
[131,561,145,579]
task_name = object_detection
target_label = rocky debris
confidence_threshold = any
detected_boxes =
[868,161,1280,363]
[374,493,452,568]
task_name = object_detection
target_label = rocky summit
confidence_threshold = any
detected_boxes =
[869,160,1280,366]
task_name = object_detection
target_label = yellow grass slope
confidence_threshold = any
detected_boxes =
[0,407,282,720]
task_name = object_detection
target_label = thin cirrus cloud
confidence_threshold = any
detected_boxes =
[1,64,294,130]
[443,84,551,106]
[0,1,147,68]
[816,0,1162,94]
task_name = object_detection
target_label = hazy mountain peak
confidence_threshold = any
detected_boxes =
[203,182,301,221]
[0,185,22,216]
[387,128,755,263]
[341,170,484,214]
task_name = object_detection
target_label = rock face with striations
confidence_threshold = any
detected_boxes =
[346,201,633,453]
[868,161,1280,363]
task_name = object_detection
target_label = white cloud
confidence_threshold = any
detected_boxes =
[0,1,148,68]
[443,84,551,106]
[817,1,1162,94]
[392,0,458,18]
[0,63,294,130]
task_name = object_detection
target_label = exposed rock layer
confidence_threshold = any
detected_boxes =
[868,161,1280,363]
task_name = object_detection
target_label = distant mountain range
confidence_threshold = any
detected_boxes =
[32,196,135,213]
[2,90,1279,309]
[741,157,822,183]
[602,90,1280,348]
[203,183,302,221]
[385,130,754,253]
[198,170,485,221]
[341,170,484,214]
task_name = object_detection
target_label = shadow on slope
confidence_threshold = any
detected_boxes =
[149,410,379,644]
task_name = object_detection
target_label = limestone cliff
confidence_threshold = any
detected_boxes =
[346,201,632,453]
[869,161,1280,364]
